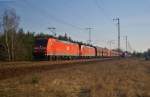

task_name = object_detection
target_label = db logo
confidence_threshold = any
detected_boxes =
[67,46,70,51]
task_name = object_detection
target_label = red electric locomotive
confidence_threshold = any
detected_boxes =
[33,37,80,60]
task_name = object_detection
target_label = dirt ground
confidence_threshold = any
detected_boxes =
[0,58,150,97]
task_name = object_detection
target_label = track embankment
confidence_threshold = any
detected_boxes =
[0,58,112,80]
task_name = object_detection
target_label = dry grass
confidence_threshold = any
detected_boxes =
[0,58,150,97]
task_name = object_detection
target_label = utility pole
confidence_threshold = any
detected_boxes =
[48,27,56,36]
[113,17,120,52]
[125,36,128,52]
[107,40,115,49]
[86,27,93,44]
[127,41,133,53]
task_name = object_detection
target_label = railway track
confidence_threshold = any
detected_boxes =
[0,58,113,80]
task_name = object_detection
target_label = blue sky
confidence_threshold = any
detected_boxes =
[0,0,150,52]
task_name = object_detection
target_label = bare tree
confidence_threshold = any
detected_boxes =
[2,9,19,61]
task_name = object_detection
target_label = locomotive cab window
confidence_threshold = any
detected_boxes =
[35,39,48,47]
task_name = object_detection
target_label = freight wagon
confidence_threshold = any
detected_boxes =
[95,46,103,57]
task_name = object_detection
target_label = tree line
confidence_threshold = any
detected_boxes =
[0,9,36,61]
[0,9,88,61]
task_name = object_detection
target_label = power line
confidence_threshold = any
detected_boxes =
[93,0,113,24]
[22,0,84,31]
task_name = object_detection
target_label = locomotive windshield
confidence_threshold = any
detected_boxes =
[35,38,48,46]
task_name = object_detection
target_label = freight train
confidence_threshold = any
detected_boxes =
[33,37,122,60]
